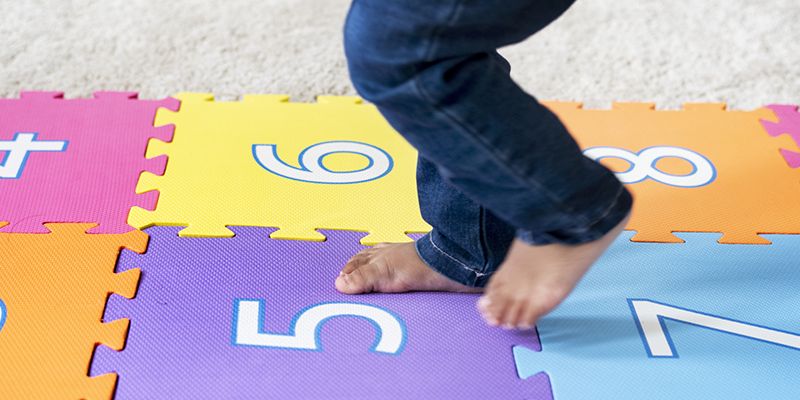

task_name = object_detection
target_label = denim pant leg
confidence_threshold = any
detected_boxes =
[415,156,516,287]
[344,0,633,285]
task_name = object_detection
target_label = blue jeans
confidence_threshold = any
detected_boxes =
[344,0,633,287]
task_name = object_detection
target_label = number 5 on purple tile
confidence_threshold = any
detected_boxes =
[232,299,406,355]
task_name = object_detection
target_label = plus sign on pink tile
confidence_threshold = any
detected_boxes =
[0,91,178,233]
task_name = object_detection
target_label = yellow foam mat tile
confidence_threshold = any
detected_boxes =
[129,93,430,245]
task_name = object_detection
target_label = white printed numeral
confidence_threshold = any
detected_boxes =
[629,299,800,358]
[252,141,393,184]
[583,146,716,187]
[0,133,68,179]
[233,300,405,354]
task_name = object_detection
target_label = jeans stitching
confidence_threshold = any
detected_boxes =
[413,38,587,226]
[478,207,492,272]
[413,0,584,222]
[414,77,585,223]
[422,0,464,61]
[410,0,587,222]
[591,185,627,226]
[517,185,628,243]
[410,0,582,218]
[428,234,486,277]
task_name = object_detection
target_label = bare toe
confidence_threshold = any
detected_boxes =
[337,242,482,295]
[477,294,503,326]
[517,301,538,330]
[341,251,370,275]
[336,267,368,294]
[502,298,526,329]
[336,262,391,294]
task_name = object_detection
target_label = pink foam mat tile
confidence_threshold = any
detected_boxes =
[762,104,800,168]
[0,91,179,233]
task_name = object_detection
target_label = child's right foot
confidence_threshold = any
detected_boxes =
[477,214,630,329]
[335,242,483,295]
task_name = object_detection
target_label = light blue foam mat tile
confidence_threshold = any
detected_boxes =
[514,231,800,399]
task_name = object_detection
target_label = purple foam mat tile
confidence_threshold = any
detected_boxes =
[91,227,549,399]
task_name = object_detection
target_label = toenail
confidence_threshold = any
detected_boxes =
[502,324,514,330]
[477,297,491,308]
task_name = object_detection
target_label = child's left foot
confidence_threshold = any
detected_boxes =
[477,214,629,329]
[335,242,483,294]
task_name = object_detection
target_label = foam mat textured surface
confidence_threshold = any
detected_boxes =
[0,224,144,400]
[514,231,800,399]
[128,93,428,245]
[91,227,546,399]
[547,102,800,244]
[0,92,176,233]
[1,92,800,399]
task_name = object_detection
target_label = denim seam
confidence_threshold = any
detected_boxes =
[411,6,585,224]
[517,184,627,243]
[422,0,464,61]
[478,207,492,272]
[415,79,584,224]
[428,234,487,277]
[585,184,626,229]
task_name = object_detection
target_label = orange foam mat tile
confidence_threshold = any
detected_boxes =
[0,223,145,400]
[545,102,800,244]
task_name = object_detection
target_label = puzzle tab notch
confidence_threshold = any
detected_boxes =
[0,224,146,399]
[544,102,800,244]
[129,92,430,245]
[0,91,179,234]
[761,104,800,168]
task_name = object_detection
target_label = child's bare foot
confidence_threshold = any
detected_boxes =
[477,214,630,330]
[335,242,483,294]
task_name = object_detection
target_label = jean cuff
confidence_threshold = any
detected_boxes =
[414,231,491,287]
[516,186,633,245]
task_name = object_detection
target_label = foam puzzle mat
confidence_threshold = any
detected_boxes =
[0,92,799,399]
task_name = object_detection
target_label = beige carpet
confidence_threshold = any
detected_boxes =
[0,0,797,109]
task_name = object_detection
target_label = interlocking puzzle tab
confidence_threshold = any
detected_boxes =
[513,232,800,399]
[0,224,146,400]
[128,93,429,245]
[91,227,550,399]
[761,104,800,168]
[0,91,178,233]
[545,102,800,244]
